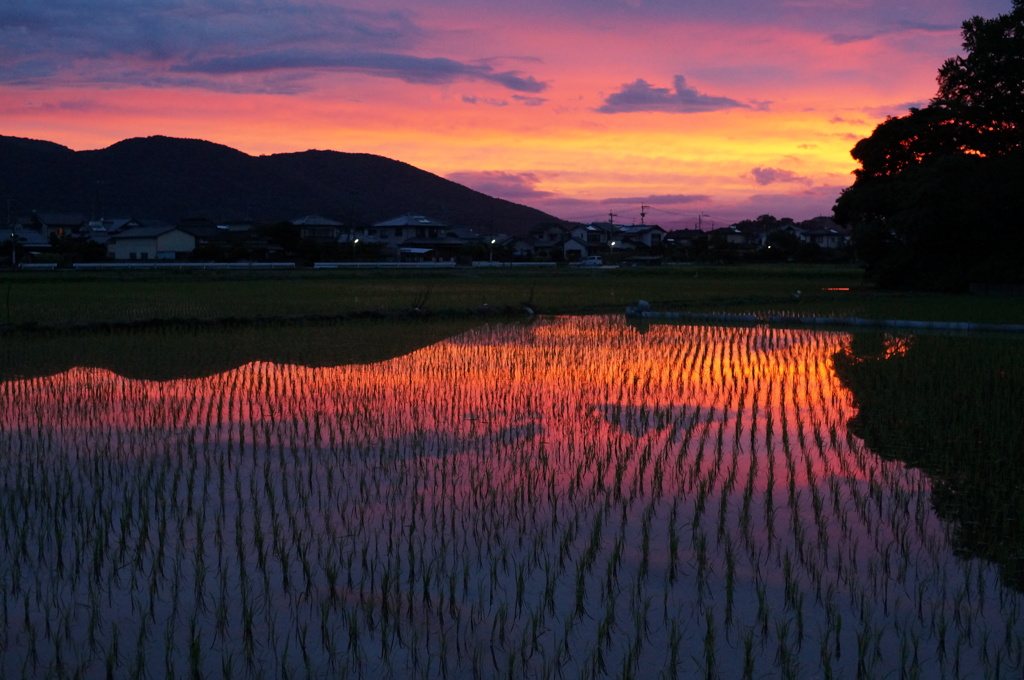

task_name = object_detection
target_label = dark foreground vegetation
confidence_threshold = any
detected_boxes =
[835,332,1024,590]
[3,264,1023,334]
[836,0,1024,291]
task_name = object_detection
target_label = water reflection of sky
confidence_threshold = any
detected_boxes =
[1,316,1020,679]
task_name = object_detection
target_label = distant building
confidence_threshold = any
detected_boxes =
[34,212,86,240]
[83,218,134,245]
[291,215,345,243]
[107,222,196,260]
[363,215,448,247]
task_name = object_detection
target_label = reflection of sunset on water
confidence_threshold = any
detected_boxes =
[4,317,855,490]
[1,317,1020,679]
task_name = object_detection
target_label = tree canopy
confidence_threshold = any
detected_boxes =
[834,1,1024,290]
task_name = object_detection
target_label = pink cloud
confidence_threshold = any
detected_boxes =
[749,167,812,186]
[446,171,554,200]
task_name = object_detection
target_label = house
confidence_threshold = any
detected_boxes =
[497,235,536,259]
[562,236,590,262]
[292,215,344,243]
[532,223,572,244]
[666,228,705,247]
[709,226,746,246]
[361,214,449,247]
[615,225,666,249]
[802,228,847,250]
[571,224,612,247]
[446,226,484,243]
[83,217,134,245]
[107,222,196,261]
[5,227,52,264]
[607,237,637,255]
[799,216,849,250]
[35,212,86,240]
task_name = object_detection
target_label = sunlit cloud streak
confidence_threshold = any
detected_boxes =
[599,194,710,206]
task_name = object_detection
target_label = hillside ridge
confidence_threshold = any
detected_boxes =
[0,134,562,234]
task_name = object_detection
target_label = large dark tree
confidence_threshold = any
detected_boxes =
[834,1,1024,290]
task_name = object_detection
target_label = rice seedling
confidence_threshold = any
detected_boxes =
[0,316,1021,678]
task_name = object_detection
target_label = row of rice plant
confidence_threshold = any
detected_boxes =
[0,315,1020,678]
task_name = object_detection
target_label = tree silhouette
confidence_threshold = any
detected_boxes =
[834,1,1024,290]
[833,333,1024,590]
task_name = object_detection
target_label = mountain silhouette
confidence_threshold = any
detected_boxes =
[0,134,562,234]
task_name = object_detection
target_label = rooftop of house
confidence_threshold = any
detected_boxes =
[374,214,447,228]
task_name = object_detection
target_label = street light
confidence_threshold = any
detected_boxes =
[489,238,496,262]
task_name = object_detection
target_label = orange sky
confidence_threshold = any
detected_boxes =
[0,0,1007,227]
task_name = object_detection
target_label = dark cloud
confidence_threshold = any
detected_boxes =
[828,19,958,45]
[462,96,508,107]
[600,194,709,205]
[446,171,554,200]
[0,1,546,93]
[597,75,748,114]
[748,167,811,186]
[0,2,422,60]
[512,94,547,106]
[0,57,62,85]
[174,51,547,92]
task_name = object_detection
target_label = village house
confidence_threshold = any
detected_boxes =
[709,225,746,246]
[4,225,52,264]
[351,214,449,248]
[520,221,667,262]
[497,235,538,259]
[561,236,590,261]
[615,224,667,249]
[570,223,612,247]
[82,217,134,245]
[107,222,196,261]
[34,212,86,240]
[798,216,849,249]
[291,215,344,243]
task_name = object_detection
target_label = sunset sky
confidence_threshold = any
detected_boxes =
[0,0,1008,228]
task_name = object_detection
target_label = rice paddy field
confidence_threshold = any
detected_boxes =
[1,313,1022,679]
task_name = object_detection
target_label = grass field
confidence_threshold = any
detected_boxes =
[2,263,1023,329]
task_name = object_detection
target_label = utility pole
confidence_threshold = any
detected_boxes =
[640,204,648,226]
[7,197,14,267]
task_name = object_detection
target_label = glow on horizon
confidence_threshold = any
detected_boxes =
[0,0,1005,226]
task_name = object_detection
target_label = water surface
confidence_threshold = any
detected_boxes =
[1,316,1020,678]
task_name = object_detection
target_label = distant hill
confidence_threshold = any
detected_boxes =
[0,135,563,234]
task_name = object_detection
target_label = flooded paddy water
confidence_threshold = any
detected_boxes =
[0,316,1021,678]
